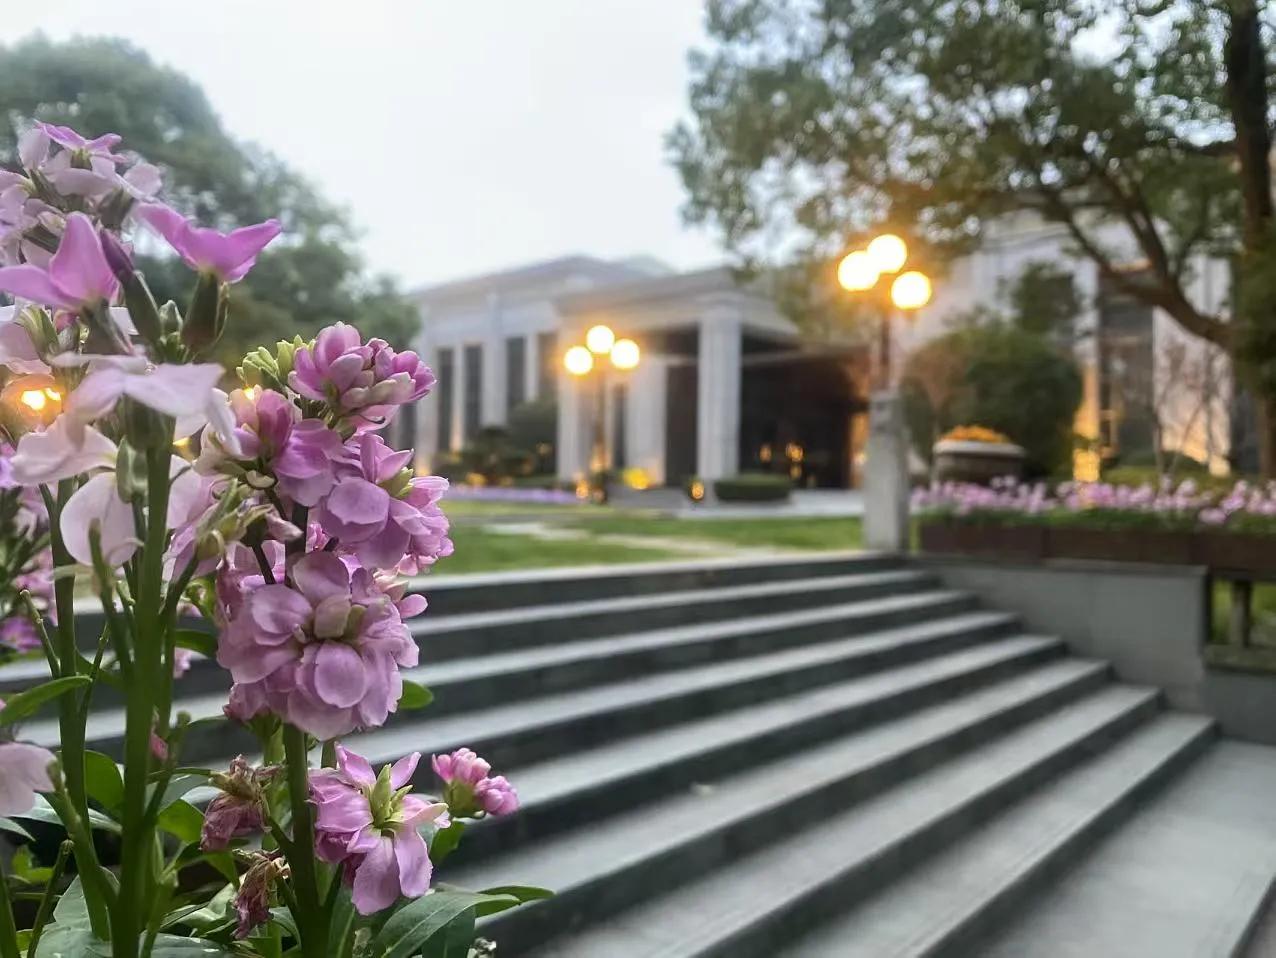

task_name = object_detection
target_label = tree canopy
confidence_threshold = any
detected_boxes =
[0,35,418,363]
[671,1,1276,471]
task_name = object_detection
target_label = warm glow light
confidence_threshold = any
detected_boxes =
[837,250,879,292]
[19,390,46,412]
[585,324,616,355]
[564,345,594,376]
[243,385,260,400]
[609,338,640,370]
[867,234,909,274]
[891,270,933,310]
[689,480,706,502]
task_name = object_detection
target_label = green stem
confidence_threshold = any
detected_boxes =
[0,855,19,958]
[26,841,71,958]
[41,482,111,940]
[115,448,174,958]
[284,724,328,958]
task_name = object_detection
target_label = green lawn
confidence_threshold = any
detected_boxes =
[432,524,677,575]
[565,514,864,551]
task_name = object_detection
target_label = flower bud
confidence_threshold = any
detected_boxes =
[182,271,227,358]
[101,231,163,346]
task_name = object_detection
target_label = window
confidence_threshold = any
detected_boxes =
[506,336,526,413]
[436,347,454,452]
[463,344,483,441]
[537,332,558,400]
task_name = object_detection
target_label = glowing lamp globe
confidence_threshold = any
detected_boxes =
[563,345,594,376]
[891,270,933,310]
[837,250,879,292]
[585,324,616,355]
[867,234,908,274]
[610,338,640,371]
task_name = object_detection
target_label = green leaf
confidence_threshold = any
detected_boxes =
[476,885,553,910]
[52,877,89,927]
[371,890,516,958]
[427,820,464,865]
[422,910,475,958]
[177,883,235,931]
[83,751,124,812]
[397,679,433,711]
[0,816,33,841]
[17,796,120,833]
[269,907,299,939]
[146,935,234,956]
[174,628,217,659]
[152,773,210,810]
[9,845,53,885]
[0,675,90,724]
[33,923,106,957]
[157,799,203,845]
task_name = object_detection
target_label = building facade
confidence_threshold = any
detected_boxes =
[412,215,1235,488]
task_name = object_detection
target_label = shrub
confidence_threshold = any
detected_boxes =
[901,325,1082,475]
[714,472,793,502]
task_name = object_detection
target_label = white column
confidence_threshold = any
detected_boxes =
[628,356,668,484]
[696,311,742,480]
[863,391,910,552]
[557,373,589,481]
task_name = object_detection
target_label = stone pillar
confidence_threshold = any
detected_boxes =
[481,334,506,427]
[557,373,588,481]
[862,390,910,553]
[449,349,465,451]
[696,312,742,481]
[628,357,668,485]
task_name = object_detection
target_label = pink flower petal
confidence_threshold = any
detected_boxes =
[389,752,420,789]
[351,837,401,915]
[310,642,368,708]
[392,829,433,899]
[61,473,138,567]
[0,743,55,815]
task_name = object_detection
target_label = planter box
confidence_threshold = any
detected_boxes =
[932,440,1026,485]
[919,520,1276,576]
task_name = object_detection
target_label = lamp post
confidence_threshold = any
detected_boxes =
[564,324,640,497]
[837,234,932,388]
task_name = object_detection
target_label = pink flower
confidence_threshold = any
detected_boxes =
[11,416,117,485]
[475,775,520,816]
[432,748,490,787]
[34,122,124,161]
[201,756,276,851]
[289,323,435,431]
[315,434,451,570]
[135,203,281,283]
[0,740,55,815]
[309,746,450,916]
[0,616,41,654]
[432,748,519,819]
[199,388,343,506]
[217,551,418,739]
[60,473,138,567]
[0,212,118,311]
[233,853,287,939]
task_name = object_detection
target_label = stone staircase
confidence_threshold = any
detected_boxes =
[10,552,1276,956]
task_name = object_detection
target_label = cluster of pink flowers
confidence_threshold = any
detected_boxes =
[914,476,1276,531]
[0,443,52,656]
[0,119,517,944]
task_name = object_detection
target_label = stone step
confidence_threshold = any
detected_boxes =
[25,595,1005,763]
[971,740,1276,958]
[348,615,1046,776]
[418,551,895,615]
[451,655,1111,867]
[516,695,1196,958]
[781,717,1219,956]
[2,569,940,704]
[411,568,939,662]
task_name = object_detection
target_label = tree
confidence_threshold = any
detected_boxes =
[670,1,1276,473]
[901,325,1083,475]
[0,35,418,362]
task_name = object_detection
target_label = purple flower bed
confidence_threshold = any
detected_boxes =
[914,477,1276,534]
[448,484,581,506]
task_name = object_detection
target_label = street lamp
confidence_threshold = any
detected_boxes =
[838,233,932,386]
[563,325,641,493]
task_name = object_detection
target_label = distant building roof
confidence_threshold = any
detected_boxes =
[411,255,669,306]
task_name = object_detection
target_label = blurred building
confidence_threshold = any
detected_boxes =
[412,256,869,488]
[411,220,1234,488]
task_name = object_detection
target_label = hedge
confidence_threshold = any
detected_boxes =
[713,472,793,502]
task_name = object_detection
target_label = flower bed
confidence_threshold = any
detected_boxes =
[915,478,1276,573]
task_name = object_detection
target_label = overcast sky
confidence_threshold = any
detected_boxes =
[7,1,725,290]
